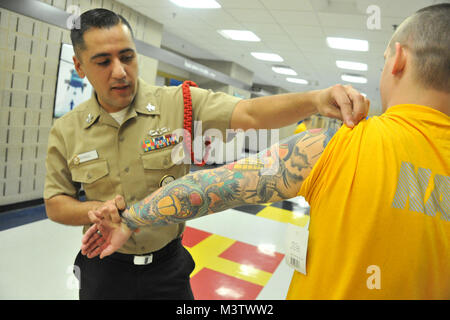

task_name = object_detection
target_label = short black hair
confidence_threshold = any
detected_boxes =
[70,8,134,57]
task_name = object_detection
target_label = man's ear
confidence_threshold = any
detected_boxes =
[73,54,86,78]
[391,42,407,75]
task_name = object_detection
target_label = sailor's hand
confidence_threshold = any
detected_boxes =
[88,195,126,225]
[81,219,133,259]
[316,84,370,128]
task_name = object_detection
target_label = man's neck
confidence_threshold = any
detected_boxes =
[95,92,130,114]
[387,86,450,116]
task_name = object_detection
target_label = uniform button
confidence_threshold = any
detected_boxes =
[119,136,125,142]
[124,167,129,173]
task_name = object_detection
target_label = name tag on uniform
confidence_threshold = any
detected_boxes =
[75,150,99,164]
[285,220,309,275]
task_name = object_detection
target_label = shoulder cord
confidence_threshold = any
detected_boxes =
[182,81,211,166]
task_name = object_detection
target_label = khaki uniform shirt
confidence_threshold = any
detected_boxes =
[44,78,241,254]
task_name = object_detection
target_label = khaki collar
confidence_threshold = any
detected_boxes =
[83,78,160,129]
[133,78,161,116]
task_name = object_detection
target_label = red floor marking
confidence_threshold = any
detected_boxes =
[190,268,263,300]
[219,241,285,273]
[182,226,212,248]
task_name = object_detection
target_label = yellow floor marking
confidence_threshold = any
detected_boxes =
[187,234,272,286]
[257,206,310,227]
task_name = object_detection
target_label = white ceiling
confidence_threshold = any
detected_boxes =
[116,0,444,114]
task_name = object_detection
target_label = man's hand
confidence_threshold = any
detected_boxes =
[81,218,133,259]
[231,84,370,131]
[82,195,131,259]
[87,195,126,225]
[316,84,370,128]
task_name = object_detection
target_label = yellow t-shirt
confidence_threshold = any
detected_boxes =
[287,104,450,299]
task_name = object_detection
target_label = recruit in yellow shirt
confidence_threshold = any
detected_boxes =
[287,104,450,299]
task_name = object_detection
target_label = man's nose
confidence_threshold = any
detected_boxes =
[111,58,126,79]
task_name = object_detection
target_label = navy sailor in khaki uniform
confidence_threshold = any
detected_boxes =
[44,8,369,299]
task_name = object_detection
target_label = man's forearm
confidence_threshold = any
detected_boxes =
[121,129,333,230]
[45,195,103,226]
[122,167,251,230]
[231,91,319,130]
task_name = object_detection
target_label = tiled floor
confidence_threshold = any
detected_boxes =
[184,197,310,300]
[184,226,284,299]
[0,196,310,300]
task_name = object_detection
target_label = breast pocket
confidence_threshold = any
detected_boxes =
[140,145,187,190]
[70,159,113,200]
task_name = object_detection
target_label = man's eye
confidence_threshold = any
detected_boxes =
[121,55,134,62]
[97,60,110,66]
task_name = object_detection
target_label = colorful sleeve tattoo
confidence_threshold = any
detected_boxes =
[122,128,337,230]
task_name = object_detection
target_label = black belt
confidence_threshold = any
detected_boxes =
[106,238,181,265]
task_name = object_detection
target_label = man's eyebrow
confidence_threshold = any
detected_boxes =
[90,52,110,61]
[119,48,135,55]
[90,48,135,61]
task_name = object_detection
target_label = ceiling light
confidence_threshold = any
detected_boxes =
[272,66,297,76]
[336,60,368,71]
[251,52,284,62]
[341,74,367,84]
[170,0,221,8]
[326,37,369,52]
[218,30,261,42]
[287,78,308,85]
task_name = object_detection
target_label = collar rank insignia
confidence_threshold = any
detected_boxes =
[86,113,93,123]
[142,134,179,152]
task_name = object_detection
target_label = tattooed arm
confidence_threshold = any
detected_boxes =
[81,128,336,258]
[123,127,336,230]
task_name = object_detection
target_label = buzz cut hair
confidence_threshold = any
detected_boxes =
[388,3,450,92]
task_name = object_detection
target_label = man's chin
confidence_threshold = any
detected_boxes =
[111,94,135,107]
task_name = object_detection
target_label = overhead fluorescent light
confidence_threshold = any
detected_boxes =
[251,52,284,62]
[272,66,297,76]
[218,30,261,42]
[287,78,308,85]
[341,74,367,84]
[336,60,368,71]
[170,0,221,8]
[326,37,369,52]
